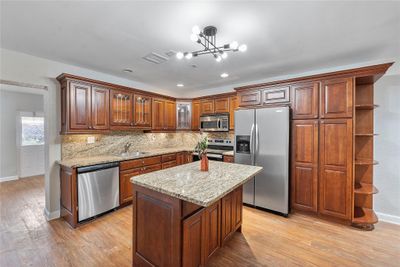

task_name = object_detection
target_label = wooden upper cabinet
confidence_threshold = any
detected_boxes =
[192,100,201,130]
[291,120,318,212]
[292,82,319,119]
[110,90,133,127]
[319,119,353,220]
[133,94,151,128]
[152,98,176,130]
[69,81,91,130]
[214,97,229,113]
[91,86,110,130]
[238,90,261,107]
[152,98,165,130]
[229,96,238,130]
[165,100,176,129]
[262,86,290,105]
[201,99,214,114]
[320,77,353,118]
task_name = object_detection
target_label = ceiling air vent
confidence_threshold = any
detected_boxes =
[142,52,169,64]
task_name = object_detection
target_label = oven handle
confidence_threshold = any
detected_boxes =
[206,153,223,159]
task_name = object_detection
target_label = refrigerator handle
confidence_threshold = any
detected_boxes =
[255,124,259,157]
[250,123,255,165]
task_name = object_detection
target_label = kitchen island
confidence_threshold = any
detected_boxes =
[130,161,262,267]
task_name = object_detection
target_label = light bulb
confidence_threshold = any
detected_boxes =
[185,52,193,59]
[192,25,201,35]
[238,44,247,52]
[220,73,229,78]
[190,33,198,42]
[230,41,239,50]
[221,52,228,59]
[215,55,222,62]
[177,83,184,87]
[176,52,184,59]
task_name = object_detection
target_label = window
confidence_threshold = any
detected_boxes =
[21,116,44,146]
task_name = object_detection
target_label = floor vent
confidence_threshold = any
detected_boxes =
[142,52,169,64]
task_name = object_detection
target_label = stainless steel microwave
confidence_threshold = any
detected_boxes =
[199,114,229,132]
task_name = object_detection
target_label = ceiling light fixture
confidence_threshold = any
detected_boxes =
[177,83,184,87]
[220,73,229,78]
[176,25,247,62]
[123,68,133,73]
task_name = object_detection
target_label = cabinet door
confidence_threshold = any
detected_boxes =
[120,168,141,204]
[221,192,233,243]
[91,86,110,130]
[291,120,318,212]
[152,98,165,130]
[164,100,176,129]
[182,209,205,267]
[229,96,238,130]
[134,94,152,128]
[203,201,221,263]
[176,152,185,165]
[238,90,261,107]
[192,100,201,130]
[214,97,229,113]
[262,86,290,104]
[110,90,133,127]
[319,119,352,220]
[233,187,242,230]
[223,155,234,163]
[201,99,214,114]
[186,152,193,163]
[69,81,91,130]
[292,82,319,119]
[320,78,353,118]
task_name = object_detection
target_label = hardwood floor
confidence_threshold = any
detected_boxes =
[1,176,399,267]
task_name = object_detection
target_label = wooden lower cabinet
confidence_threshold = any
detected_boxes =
[120,168,141,205]
[223,155,234,163]
[132,185,242,267]
[291,120,318,212]
[319,119,353,220]
[60,166,78,228]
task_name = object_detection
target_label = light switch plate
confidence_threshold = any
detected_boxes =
[87,136,95,144]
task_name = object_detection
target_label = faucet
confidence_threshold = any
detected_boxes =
[124,143,132,153]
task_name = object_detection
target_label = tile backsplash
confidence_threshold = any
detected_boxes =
[61,131,233,159]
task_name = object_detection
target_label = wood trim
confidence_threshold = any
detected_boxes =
[57,73,175,101]
[234,62,394,92]
[192,91,236,100]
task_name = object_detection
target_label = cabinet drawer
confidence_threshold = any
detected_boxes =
[142,163,162,174]
[162,153,176,162]
[120,156,161,171]
[262,86,290,104]
[162,160,177,169]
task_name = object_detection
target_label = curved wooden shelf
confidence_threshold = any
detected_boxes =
[355,133,379,137]
[355,159,379,165]
[353,207,378,224]
[354,183,378,195]
[355,104,379,110]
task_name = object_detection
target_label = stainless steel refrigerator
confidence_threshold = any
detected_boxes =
[234,106,289,216]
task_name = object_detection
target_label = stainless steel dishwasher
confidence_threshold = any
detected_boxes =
[77,162,120,222]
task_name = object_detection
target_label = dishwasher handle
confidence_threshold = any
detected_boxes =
[77,162,119,174]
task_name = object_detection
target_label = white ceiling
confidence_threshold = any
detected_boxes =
[1,1,399,97]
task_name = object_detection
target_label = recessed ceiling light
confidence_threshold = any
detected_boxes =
[220,73,229,78]
[123,68,133,73]
[177,83,184,87]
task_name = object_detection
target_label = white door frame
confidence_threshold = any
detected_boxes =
[0,80,51,218]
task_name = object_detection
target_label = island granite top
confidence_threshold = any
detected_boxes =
[131,161,263,207]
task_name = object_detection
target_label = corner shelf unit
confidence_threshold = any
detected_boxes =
[352,79,380,230]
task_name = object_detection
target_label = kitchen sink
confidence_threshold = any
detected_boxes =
[118,151,149,157]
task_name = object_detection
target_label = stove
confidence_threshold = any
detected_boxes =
[193,138,234,161]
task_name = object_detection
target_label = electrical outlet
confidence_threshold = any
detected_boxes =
[87,136,95,144]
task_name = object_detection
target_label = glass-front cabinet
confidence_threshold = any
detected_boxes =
[176,101,192,130]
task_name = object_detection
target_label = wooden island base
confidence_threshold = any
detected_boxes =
[132,184,243,267]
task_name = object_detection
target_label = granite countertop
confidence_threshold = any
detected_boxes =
[58,147,194,168]
[222,150,234,156]
[131,161,262,207]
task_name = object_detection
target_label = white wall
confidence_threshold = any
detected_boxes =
[0,90,44,178]
[374,74,400,223]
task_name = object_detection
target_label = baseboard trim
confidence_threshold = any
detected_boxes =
[376,212,400,225]
[0,175,18,182]
[44,208,60,221]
